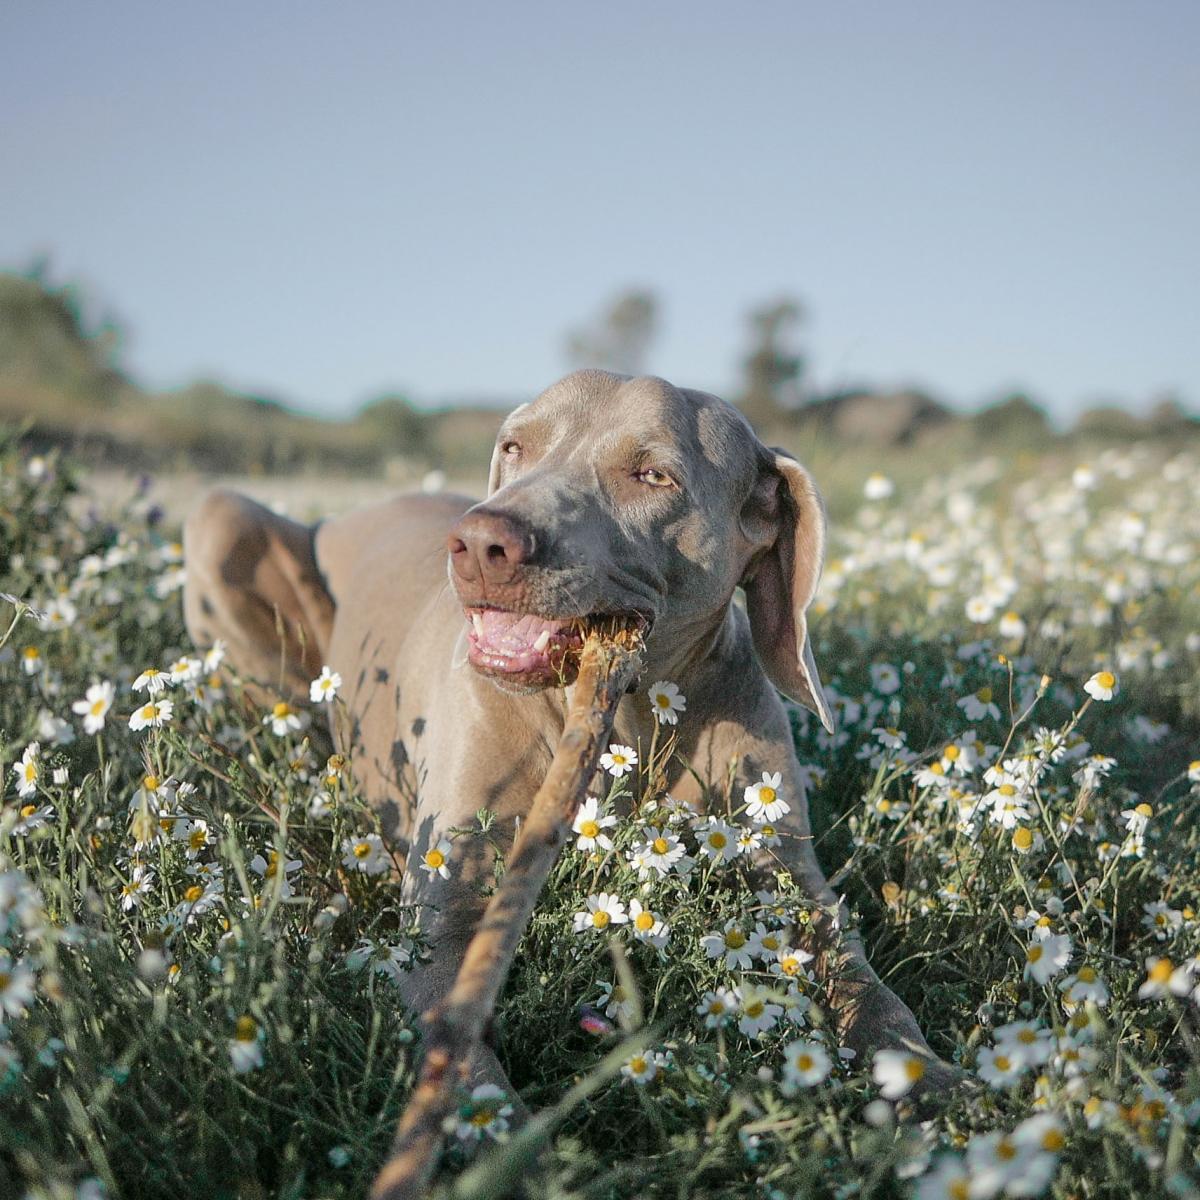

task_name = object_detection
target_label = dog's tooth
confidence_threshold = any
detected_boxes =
[533,629,551,653]
[471,613,484,637]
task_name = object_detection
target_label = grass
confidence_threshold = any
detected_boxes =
[1,429,1199,1199]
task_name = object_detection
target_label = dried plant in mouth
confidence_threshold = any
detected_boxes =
[371,633,645,1200]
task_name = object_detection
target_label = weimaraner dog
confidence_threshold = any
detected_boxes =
[183,369,952,1098]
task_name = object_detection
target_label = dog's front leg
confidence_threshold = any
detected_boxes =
[692,684,961,1091]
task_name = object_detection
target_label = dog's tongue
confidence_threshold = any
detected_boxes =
[467,609,577,674]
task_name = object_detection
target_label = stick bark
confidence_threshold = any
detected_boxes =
[370,636,644,1200]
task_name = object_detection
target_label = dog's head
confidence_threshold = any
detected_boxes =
[447,369,832,729]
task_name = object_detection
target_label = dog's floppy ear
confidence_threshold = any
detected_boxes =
[486,444,503,496]
[741,448,835,732]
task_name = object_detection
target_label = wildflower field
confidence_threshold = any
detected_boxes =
[2,431,1199,1200]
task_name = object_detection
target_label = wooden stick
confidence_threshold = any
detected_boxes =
[370,635,644,1200]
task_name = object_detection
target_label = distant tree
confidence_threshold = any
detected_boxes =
[738,297,805,428]
[566,289,658,376]
[355,393,429,455]
[971,391,1052,443]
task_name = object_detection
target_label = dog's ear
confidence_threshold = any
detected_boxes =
[486,443,503,496]
[740,448,835,732]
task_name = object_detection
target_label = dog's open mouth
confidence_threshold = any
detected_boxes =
[463,607,649,687]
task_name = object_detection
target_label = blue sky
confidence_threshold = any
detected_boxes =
[2,1,1197,418]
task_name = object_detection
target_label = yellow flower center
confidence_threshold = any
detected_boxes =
[950,1181,969,1200]
[795,1053,814,1071]
[779,956,800,976]
[353,842,371,859]
[1096,672,1115,689]
[1078,966,1097,983]
[943,745,960,761]
[424,849,445,869]
[629,1055,647,1073]
[994,1054,1012,1071]
[744,1000,764,1018]
[708,831,727,849]
[189,829,207,850]
[758,787,776,805]
[1027,944,1044,963]
[90,699,106,715]
[23,647,39,659]
[1013,828,1034,850]
[976,687,992,702]
[724,930,746,950]
[234,1016,258,1042]
[22,764,36,783]
[1135,803,1153,818]
[996,1138,1017,1161]
[0,971,8,989]
[652,838,669,855]
[1148,959,1173,984]
[635,911,655,932]
[579,820,599,839]
[1016,1029,1037,1044]
[141,704,157,720]
[707,1000,725,1015]
[998,783,1016,796]
[20,805,36,819]
[592,910,610,929]
[273,702,291,718]
[655,694,670,708]
[904,1057,926,1082]
[185,885,204,902]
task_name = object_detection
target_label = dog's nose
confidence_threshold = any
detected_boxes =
[448,510,536,585]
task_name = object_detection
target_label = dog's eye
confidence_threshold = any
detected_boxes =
[500,440,521,458]
[634,468,675,488]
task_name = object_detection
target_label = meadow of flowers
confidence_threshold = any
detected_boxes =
[2,430,1199,1200]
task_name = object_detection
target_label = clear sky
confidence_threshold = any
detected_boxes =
[2,1,1197,418]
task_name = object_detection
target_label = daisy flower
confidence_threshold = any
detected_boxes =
[572,796,617,852]
[872,1048,927,1099]
[419,837,453,879]
[129,699,173,732]
[863,472,894,500]
[572,892,628,934]
[736,986,783,1038]
[12,802,55,836]
[249,849,303,897]
[696,818,739,863]
[11,742,40,798]
[781,1039,831,1087]
[454,1083,513,1139]
[132,667,170,696]
[743,772,789,823]
[770,946,814,981]
[1058,965,1109,1009]
[994,1020,1053,1066]
[168,656,202,684]
[1084,670,1118,702]
[119,865,156,911]
[263,700,303,736]
[976,1044,1028,1088]
[914,1155,971,1200]
[647,680,686,725]
[696,985,737,1028]
[628,898,669,948]
[21,646,43,675]
[341,833,390,875]
[1023,933,1072,984]
[203,641,227,672]
[174,818,211,858]
[621,1049,665,1085]
[629,827,686,876]
[746,922,785,962]
[1138,955,1192,999]
[0,954,36,1018]
[309,666,342,704]
[701,921,754,971]
[228,1016,265,1074]
[957,686,1001,722]
[599,743,637,777]
[72,681,115,734]
[595,979,638,1024]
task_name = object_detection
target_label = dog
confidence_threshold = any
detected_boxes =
[183,369,954,1097]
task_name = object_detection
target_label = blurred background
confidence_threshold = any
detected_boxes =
[1,0,1197,518]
